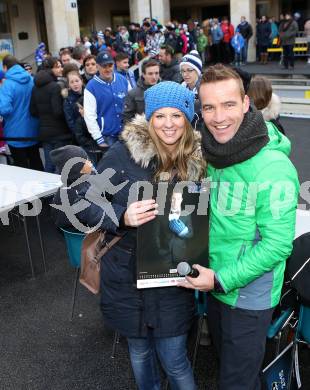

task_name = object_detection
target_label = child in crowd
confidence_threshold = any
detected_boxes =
[197,27,208,65]
[63,71,84,133]
[115,52,136,89]
[137,40,147,59]
[231,30,245,66]
[50,145,103,232]
[131,43,143,65]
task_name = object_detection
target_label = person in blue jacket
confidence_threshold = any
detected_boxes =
[83,51,129,149]
[115,52,137,90]
[231,30,245,66]
[35,42,46,67]
[0,55,42,170]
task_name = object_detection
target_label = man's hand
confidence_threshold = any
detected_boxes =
[178,264,215,292]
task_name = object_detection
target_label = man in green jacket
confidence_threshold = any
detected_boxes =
[180,64,299,390]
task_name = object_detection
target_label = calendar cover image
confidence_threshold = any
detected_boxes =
[136,182,209,288]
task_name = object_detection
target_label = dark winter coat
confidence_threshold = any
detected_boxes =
[51,181,99,232]
[160,58,182,83]
[94,115,205,338]
[256,21,272,47]
[63,89,83,132]
[237,21,253,41]
[279,19,298,46]
[122,77,155,123]
[30,70,71,142]
[74,115,100,151]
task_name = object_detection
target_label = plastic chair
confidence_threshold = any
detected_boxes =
[61,228,85,320]
[61,228,121,359]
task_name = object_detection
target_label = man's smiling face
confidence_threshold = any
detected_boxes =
[200,78,250,144]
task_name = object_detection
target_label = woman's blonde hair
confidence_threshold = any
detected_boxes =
[148,114,206,181]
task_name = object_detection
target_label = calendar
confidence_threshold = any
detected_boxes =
[136,181,209,288]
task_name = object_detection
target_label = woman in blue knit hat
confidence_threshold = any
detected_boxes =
[87,81,205,389]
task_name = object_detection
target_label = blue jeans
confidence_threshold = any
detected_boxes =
[127,332,196,390]
[42,140,69,173]
[241,40,248,63]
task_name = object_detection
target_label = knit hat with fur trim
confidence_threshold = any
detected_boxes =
[144,81,195,122]
[180,50,202,76]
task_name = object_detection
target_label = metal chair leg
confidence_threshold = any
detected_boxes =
[22,216,35,279]
[111,331,120,359]
[35,213,47,273]
[192,314,207,371]
[70,267,80,321]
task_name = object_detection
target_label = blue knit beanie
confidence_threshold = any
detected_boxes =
[144,81,195,122]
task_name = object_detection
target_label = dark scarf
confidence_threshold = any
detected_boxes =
[201,108,269,169]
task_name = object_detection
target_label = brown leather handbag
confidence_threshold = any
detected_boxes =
[79,230,122,294]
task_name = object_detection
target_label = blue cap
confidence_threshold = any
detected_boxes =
[96,51,114,66]
[144,81,195,122]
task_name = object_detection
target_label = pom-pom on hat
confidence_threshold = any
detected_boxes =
[180,50,202,76]
[144,81,195,122]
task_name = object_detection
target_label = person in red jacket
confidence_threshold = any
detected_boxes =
[221,17,234,63]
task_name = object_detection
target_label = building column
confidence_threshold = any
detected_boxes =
[129,0,170,25]
[230,0,256,62]
[43,0,80,55]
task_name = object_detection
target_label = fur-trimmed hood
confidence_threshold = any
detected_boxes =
[120,114,205,181]
[262,93,281,121]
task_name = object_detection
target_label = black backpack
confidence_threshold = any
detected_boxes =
[285,232,310,305]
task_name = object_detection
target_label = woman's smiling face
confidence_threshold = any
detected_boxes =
[152,107,186,152]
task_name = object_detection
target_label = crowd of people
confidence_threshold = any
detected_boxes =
[2,13,301,171]
[33,11,310,70]
[0,12,304,390]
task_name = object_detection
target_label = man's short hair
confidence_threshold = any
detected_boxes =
[60,49,72,58]
[160,44,174,56]
[115,52,129,62]
[142,59,160,74]
[2,55,18,70]
[200,64,245,100]
[42,56,59,70]
[72,45,87,60]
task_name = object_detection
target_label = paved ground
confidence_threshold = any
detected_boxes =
[0,117,309,390]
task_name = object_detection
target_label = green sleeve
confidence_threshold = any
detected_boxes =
[217,159,299,292]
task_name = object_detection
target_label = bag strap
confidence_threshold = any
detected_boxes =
[95,234,123,260]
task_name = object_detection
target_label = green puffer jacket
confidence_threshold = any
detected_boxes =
[207,122,299,309]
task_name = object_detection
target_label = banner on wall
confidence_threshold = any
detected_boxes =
[0,39,14,67]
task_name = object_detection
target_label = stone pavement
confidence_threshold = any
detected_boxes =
[0,118,309,390]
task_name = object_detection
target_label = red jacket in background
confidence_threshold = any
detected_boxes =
[221,22,234,43]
